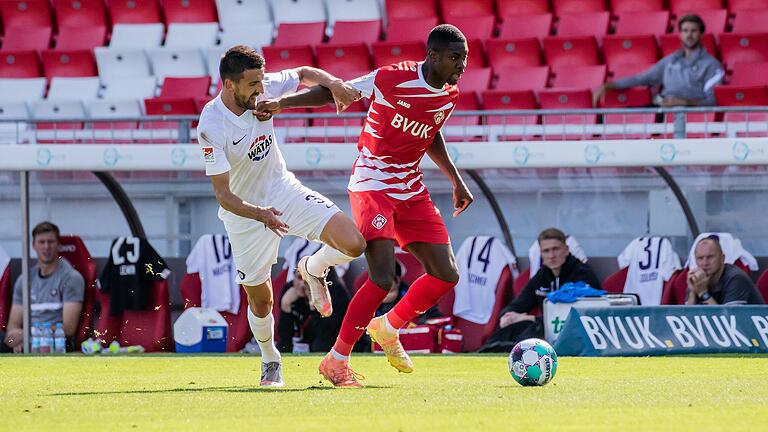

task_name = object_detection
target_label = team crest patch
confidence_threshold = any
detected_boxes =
[434,110,445,125]
[372,214,387,230]
[202,146,215,164]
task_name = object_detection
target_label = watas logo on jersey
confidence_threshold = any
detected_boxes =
[434,110,445,125]
[248,134,273,161]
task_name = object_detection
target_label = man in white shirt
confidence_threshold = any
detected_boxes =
[196,45,366,387]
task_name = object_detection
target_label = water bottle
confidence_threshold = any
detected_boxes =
[54,322,67,353]
[39,322,53,354]
[31,323,41,353]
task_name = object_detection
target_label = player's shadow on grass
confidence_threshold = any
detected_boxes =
[50,385,391,396]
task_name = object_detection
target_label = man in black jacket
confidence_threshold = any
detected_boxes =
[479,228,601,352]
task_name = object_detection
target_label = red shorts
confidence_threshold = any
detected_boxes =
[349,190,450,248]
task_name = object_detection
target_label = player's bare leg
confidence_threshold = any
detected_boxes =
[299,212,366,317]
[368,242,459,373]
[243,281,283,387]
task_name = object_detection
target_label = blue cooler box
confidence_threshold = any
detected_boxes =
[174,308,228,353]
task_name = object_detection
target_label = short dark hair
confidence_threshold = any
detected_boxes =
[698,235,724,255]
[538,228,566,245]
[678,14,705,33]
[32,221,59,240]
[426,24,466,51]
[219,45,265,83]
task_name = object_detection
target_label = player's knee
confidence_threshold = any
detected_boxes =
[344,234,366,258]
[430,265,460,284]
[249,299,273,318]
[369,272,396,291]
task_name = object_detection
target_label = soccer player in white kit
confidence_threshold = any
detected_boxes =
[196,45,366,387]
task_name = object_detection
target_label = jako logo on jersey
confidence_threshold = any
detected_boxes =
[202,146,215,164]
[397,100,411,108]
[390,113,433,138]
[248,134,273,161]
[434,110,445,125]
[372,214,387,229]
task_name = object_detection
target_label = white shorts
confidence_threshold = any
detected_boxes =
[223,183,340,286]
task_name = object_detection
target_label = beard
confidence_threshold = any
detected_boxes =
[235,92,257,111]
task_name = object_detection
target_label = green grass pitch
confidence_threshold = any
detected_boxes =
[1,354,767,431]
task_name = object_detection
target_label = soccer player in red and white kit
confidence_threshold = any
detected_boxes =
[257,25,473,387]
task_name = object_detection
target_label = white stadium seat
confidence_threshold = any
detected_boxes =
[94,48,153,85]
[109,24,165,49]
[0,78,47,103]
[32,100,87,120]
[271,0,326,24]
[325,0,381,25]
[88,99,143,119]
[148,48,207,84]
[216,0,272,30]
[218,24,274,50]
[204,48,226,84]
[101,77,157,100]
[47,77,101,101]
[165,23,220,48]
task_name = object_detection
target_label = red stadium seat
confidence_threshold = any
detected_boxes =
[160,76,211,98]
[671,9,727,35]
[493,66,549,90]
[552,0,607,14]
[715,85,768,112]
[0,51,42,78]
[465,39,487,69]
[58,235,98,346]
[0,0,53,28]
[161,0,217,24]
[41,50,97,79]
[459,67,492,93]
[731,10,768,34]
[385,0,438,20]
[496,0,550,16]
[0,265,11,332]
[445,15,495,40]
[96,279,174,352]
[600,88,654,137]
[668,0,722,13]
[757,270,768,302]
[53,0,107,28]
[603,35,659,67]
[498,13,552,39]
[555,12,610,37]
[719,33,768,70]
[386,17,439,43]
[729,0,768,12]
[0,27,51,51]
[729,62,768,85]
[513,268,530,297]
[440,0,494,20]
[446,90,481,126]
[551,64,606,89]
[316,43,371,71]
[481,89,538,128]
[486,38,542,69]
[613,11,669,36]
[602,267,628,294]
[659,33,717,59]
[538,88,596,124]
[329,20,381,45]
[108,0,163,24]
[610,0,664,12]
[262,45,316,70]
[274,22,326,47]
[144,97,197,129]
[660,269,686,305]
[55,26,107,51]
[371,41,425,67]
[543,36,600,69]
[454,266,514,352]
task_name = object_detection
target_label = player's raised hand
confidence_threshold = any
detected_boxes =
[256,206,289,238]
[329,81,361,114]
[452,182,474,217]
[254,100,281,121]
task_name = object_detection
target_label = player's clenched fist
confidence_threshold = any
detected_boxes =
[328,80,361,114]
[254,100,281,121]
[255,206,289,238]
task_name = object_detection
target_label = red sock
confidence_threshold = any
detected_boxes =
[332,279,389,356]
[389,274,456,329]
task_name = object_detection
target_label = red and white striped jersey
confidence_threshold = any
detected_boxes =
[346,61,459,201]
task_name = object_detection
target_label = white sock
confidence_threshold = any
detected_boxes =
[247,308,281,363]
[306,245,355,278]
[330,348,349,361]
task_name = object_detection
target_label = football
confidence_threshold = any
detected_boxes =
[508,338,558,386]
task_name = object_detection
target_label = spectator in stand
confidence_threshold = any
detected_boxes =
[277,268,349,353]
[595,14,724,107]
[1,222,84,353]
[686,235,765,305]
[479,228,601,352]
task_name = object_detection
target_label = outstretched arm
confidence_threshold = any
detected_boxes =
[426,131,473,217]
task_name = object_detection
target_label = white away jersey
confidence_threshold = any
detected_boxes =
[186,234,240,314]
[618,236,681,306]
[197,70,302,223]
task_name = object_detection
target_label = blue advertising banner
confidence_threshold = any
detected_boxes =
[553,306,768,356]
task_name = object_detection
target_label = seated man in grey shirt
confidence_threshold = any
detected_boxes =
[686,235,765,305]
[2,222,84,353]
[595,14,724,107]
